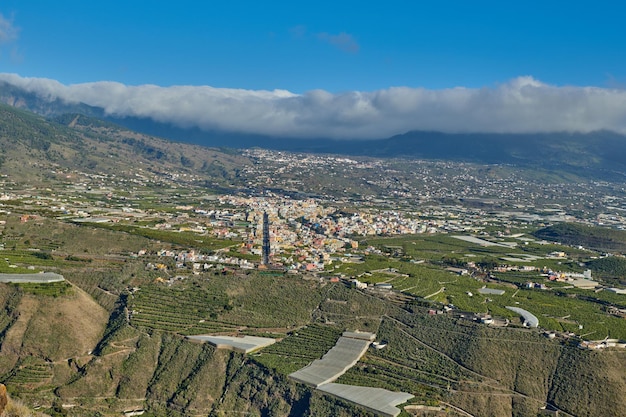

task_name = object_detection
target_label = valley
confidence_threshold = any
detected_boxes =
[0,105,624,416]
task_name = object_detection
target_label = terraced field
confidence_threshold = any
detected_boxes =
[2,357,53,387]
[253,324,343,374]
[128,284,239,334]
[337,316,481,403]
[331,237,626,340]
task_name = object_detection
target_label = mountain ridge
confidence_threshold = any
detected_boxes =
[3,81,626,180]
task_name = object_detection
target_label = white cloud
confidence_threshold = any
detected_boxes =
[2,73,626,139]
[317,32,360,53]
[289,25,307,38]
[0,14,18,44]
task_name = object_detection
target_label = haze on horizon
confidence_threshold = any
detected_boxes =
[1,1,626,139]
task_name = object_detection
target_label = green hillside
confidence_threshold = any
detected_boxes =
[533,222,626,253]
[0,104,251,188]
[3,271,625,416]
[586,256,626,286]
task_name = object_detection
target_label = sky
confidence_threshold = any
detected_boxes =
[1,1,626,139]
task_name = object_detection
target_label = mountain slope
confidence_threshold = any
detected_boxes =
[3,81,626,180]
[0,81,104,119]
[0,104,251,187]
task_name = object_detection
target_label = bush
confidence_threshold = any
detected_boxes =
[32,252,53,260]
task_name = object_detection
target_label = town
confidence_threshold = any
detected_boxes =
[2,149,625,343]
[0,141,626,416]
[2,142,626,417]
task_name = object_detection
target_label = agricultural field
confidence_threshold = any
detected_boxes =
[128,273,326,335]
[332,233,626,340]
[362,233,593,266]
[336,316,481,403]
[10,281,72,297]
[129,283,238,334]
[2,356,53,388]
[253,324,343,375]
[315,282,388,331]
[83,222,240,252]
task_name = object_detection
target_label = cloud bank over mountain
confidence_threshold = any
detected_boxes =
[2,73,626,139]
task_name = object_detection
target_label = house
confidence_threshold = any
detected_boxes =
[350,279,367,289]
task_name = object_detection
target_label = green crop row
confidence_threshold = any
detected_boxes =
[253,324,343,374]
[3,361,53,386]
[12,281,72,297]
[81,222,239,251]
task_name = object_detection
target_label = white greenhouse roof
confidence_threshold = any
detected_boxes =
[289,336,371,387]
[186,335,276,353]
[478,287,505,295]
[506,306,539,328]
[319,383,414,417]
[0,272,65,283]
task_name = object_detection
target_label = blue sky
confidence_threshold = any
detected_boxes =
[1,1,626,138]
[2,0,625,92]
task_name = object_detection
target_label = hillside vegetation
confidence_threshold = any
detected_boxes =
[586,256,626,286]
[6,277,624,417]
[0,104,250,187]
[533,222,626,253]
